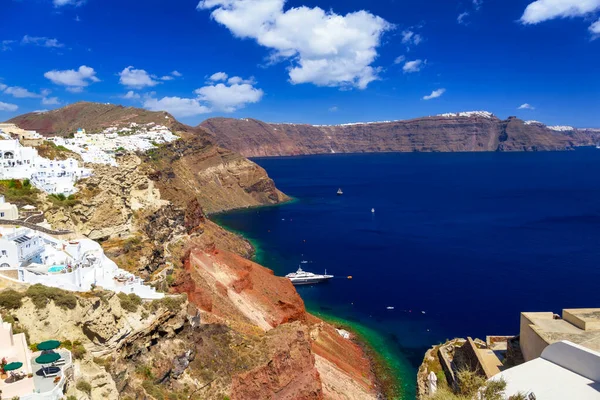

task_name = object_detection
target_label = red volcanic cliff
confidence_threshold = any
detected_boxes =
[200,115,596,157]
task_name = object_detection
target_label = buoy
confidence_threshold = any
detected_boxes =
[347,276,353,279]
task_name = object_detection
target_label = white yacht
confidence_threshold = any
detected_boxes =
[286,266,333,285]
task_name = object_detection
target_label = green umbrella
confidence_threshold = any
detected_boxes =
[37,340,61,351]
[35,353,60,365]
[3,362,23,371]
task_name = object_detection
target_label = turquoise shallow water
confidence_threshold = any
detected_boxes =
[215,149,600,399]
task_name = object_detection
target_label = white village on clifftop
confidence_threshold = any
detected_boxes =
[0,123,178,301]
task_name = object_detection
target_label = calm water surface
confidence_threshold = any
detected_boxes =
[214,150,600,398]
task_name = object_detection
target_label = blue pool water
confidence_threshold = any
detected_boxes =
[47,265,66,273]
[214,149,600,398]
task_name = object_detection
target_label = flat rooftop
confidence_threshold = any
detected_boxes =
[524,309,600,353]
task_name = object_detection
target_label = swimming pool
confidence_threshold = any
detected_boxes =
[47,265,66,273]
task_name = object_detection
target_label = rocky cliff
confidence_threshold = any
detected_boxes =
[200,115,596,157]
[1,102,381,399]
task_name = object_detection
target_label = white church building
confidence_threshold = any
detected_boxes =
[0,226,163,299]
[0,139,91,195]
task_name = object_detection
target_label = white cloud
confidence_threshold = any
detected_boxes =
[143,97,211,118]
[518,103,535,110]
[171,70,183,77]
[1,40,15,51]
[520,0,600,25]
[473,0,483,10]
[329,106,338,112]
[198,0,393,89]
[194,81,264,112]
[403,59,425,73]
[42,97,60,105]
[394,55,406,64]
[590,18,600,36]
[144,72,263,117]
[209,72,228,82]
[0,102,18,112]
[423,88,446,100]
[160,75,174,81]
[0,83,6,91]
[53,0,86,6]
[44,65,100,90]
[21,35,64,48]
[123,91,141,100]
[458,12,470,24]
[401,30,423,46]
[4,86,39,98]
[118,66,159,89]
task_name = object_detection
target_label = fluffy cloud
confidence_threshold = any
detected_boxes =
[44,65,100,90]
[53,0,86,6]
[520,0,600,29]
[401,30,423,46]
[590,18,600,35]
[1,40,15,51]
[123,91,141,100]
[0,83,6,91]
[329,106,338,112]
[119,66,159,89]
[21,35,64,48]
[209,72,228,81]
[518,103,535,110]
[144,97,211,118]
[403,59,425,73]
[198,0,392,89]
[144,73,263,117]
[457,12,470,24]
[41,97,60,105]
[394,55,406,64]
[423,88,446,100]
[4,86,39,98]
[194,81,264,112]
[171,71,183,77]
[0,102,18,112]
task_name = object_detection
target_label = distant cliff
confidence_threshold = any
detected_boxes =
[200,114,598,157]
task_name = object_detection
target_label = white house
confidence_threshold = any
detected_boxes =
[0,195,19,220]
[0,227,163,299]
[0,139,91,195]
[490,340,600,399]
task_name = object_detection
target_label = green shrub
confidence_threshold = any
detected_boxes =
[25,284,77,310]
[147,295,186,313]
[72,343,86,360]
[66,396,77,400]
[0,290,24,310]
[117,292,142,312]
[136,364,154,379]
[76,379,92,394]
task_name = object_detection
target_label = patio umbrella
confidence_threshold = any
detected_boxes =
[37,340,61,351]
[3,362,23,371]
[35,353,60,365]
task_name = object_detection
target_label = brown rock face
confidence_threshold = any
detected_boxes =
[200,116,596,157]
[7,101,187,136]
[231,323,323,400]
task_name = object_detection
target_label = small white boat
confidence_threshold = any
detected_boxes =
[387,306,395,310]
[286,266,333,286]
[371,208,375,213]
[337,188,343,196]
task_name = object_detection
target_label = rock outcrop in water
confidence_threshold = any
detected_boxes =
[200,115,597,157]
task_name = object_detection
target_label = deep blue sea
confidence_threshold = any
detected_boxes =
[214,149,600,398]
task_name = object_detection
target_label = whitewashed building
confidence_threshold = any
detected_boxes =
[0,227,163,299]
[0,195,19,220]
[0,139,91,195]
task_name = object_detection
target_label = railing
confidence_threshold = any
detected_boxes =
[0,219,72,235]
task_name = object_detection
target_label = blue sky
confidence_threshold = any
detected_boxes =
[1,0,599,127]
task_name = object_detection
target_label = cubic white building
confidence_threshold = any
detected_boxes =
[0,227,163,299]
[490,340,600,399]
[0,139,91,195]
[0,195,19,220]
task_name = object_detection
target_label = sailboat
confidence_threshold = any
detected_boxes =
[337,188,343,196]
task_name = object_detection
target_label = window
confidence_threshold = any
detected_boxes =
[0,212,4,217]
[1,251,6,256]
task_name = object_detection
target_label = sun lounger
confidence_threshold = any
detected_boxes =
[42,367,60,378]
[52,358,66,366]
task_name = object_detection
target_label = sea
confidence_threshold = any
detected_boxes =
[213,149,600,399]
